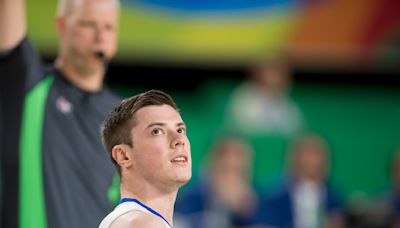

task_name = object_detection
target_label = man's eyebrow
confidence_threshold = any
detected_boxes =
[177,122,186,127]
[145,122,186,129]
[145,122,166,129]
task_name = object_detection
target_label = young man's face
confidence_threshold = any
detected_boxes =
[58,0,118,74]
[130,104,192,190]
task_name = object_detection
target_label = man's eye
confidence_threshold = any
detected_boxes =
[105,24,115,31]
[152,128,163,135]
[79,21,95,28]
[177,127,186,135]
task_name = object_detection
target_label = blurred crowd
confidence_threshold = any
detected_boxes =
[173,55,400,228]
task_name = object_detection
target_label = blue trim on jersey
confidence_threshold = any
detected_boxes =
[119,198,172,227]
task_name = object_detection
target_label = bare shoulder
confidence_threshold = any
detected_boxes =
[110,210,165,228]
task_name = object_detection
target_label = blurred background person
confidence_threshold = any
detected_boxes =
[0,0,120,227]
[174,134,259,228]
[223,52,307,194]
[257,133,344,228]
[345,148,400,228]
[225,54,305,138]
[386,148,400,226]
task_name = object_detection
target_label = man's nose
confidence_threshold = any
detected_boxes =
[95,26,106,43]
[171,134,185,148]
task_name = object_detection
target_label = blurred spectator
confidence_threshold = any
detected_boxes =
[175,134,259,228]
[345,149,400,228]
[257,133,344,228]
[389,150,400,220]
[345,191,395,228]
[225,54,304,137]
[385,149,400,226]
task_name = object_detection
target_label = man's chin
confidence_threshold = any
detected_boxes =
[176,174,192,186]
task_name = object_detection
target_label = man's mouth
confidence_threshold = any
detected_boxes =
[170,155,188,163]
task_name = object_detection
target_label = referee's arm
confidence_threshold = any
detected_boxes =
[0,0,26,52]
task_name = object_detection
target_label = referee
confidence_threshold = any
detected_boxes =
[0,0,121,227]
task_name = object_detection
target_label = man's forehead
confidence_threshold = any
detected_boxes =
[135,105,182,124]
[69,0,118,16]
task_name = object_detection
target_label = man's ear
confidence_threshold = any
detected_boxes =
[55,17,65,37]
[111,144,133,169]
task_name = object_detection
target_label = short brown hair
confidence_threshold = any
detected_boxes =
[101,90,178,172]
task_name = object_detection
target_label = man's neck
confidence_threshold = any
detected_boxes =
[120,182,178,226]
[55,58,104,92]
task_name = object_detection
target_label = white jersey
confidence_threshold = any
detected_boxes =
[99,198,172,228]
